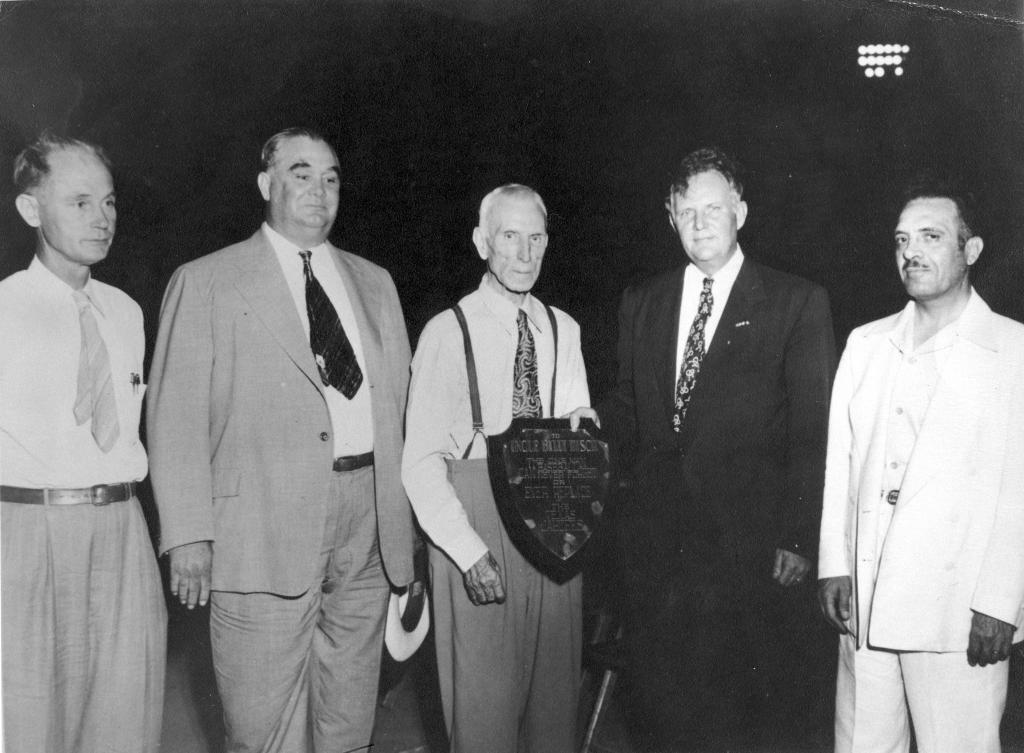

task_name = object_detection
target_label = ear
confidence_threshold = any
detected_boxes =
[964,236,983,266]
[472,226,489,261]
[257,172,271,202]
[735,199,748,231]
[15,193,41,228]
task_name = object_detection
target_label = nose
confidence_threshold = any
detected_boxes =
[516,239,532,262]
[693,210,708,231]
[94,204,114,229]
[902,237,922,261]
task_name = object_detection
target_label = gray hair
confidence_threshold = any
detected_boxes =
[477,184,547,234]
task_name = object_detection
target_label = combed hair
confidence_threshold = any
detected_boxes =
[668,146,744,200]
[13,130,112,193]
[477,184,547,232]
[899,171,978,247]
[260,127,333,171]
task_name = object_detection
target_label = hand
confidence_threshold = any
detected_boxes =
[562,406,600,431]
[967,611,1015,667]
[463,552,506,606]
[817,575,852,634]
[168,541,213,609]
[773,548,810,587]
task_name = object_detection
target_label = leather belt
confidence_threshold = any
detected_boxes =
[0,482,137,506]
[333,452,374,472]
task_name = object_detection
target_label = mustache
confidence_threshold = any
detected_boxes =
[903,259,925,271]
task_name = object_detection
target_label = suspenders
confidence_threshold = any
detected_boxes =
[451,303,559,460]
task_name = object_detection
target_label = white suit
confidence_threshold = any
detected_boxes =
[820,291,1024,753]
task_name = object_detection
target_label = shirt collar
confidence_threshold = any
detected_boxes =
[888,289,997,354]
[263,222,327,260]
[476,274,546,334]
[26,255,105,315]
[684,246,744,286]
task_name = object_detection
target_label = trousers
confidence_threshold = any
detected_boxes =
[431,458,582,753]
[210,466,390,753]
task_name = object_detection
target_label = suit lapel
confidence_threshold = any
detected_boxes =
[654,269,685,427]
[702,258,765,372]
[230,231,321,388]
[329,248,383,393]
[898,335,995,507]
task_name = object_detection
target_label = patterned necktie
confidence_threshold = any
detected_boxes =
[512,309,542,418]
[673,277,714,432]
[72,289,120,452]
[300,250,363,399]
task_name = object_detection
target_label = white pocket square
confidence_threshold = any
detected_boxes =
[734,320,750,328]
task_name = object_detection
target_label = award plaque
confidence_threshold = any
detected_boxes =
[487,417,611,583]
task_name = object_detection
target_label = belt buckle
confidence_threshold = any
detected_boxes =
[90,484,113,506]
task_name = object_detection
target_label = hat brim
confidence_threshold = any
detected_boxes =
[384,587,430,662]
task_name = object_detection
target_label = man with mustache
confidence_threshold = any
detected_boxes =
[148,127,416,752]
[1,132,166,753]
[818,176,1024,753]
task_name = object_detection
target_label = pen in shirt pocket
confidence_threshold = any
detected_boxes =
[130,372,141,394]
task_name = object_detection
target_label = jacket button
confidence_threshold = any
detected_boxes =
[320,432,330,442]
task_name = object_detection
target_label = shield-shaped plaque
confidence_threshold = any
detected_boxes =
[487,417,611,583]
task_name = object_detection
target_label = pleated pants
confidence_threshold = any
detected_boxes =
[430,458,583,753]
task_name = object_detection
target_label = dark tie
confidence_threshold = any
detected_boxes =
[300,250,363,399]
[512,309,542,418]
[72,289,120,452]
[673,277,714,432]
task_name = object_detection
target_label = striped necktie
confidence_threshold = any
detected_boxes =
[72,289,120,452]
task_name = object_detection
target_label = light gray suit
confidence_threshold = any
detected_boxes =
[148,229,414,751]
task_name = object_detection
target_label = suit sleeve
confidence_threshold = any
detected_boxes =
[972,342,1024,627]
[818,334,857,579]
[146,265,216,555]
[779,285,837,559]
[596,285,640,469]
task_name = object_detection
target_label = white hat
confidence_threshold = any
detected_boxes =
[384,582,430,662]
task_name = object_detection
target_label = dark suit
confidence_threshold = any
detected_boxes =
[599,257,836,749]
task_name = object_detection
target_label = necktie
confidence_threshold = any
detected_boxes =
[72,289,120,452]
[512,309,542,418]
[673,277,714,432]
[300,250,363,399]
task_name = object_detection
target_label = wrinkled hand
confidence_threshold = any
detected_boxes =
[817,575,852,633]
[773,548,810,587]
[562,406,600,431]
[967,611,1015,667]
[169,540,213,609]
[463,552,506,606]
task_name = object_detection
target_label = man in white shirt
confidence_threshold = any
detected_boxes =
[818,176,1024,753]
[147,127,416,752]
[0,132,166,753]
[402,184,592,753]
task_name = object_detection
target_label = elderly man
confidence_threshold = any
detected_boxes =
[0,132,166,753]
[818,176,1024,753]
[402,184,591,753]
[597,147,837,749]
[147,127,415,752]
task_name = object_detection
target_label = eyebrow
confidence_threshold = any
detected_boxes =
[287,160,341,176]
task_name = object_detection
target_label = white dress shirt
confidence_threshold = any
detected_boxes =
[402,276,591,571]
[674,247,745,375]
[0,257,148,487]
[264,223,373,456]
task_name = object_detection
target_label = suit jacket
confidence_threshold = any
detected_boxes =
[147,230,415,595]
[600,257,836,589]
[819,292,1024,650]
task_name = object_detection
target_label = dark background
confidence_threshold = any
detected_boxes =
[1,2,1022,747]
[2,0,1023,399]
